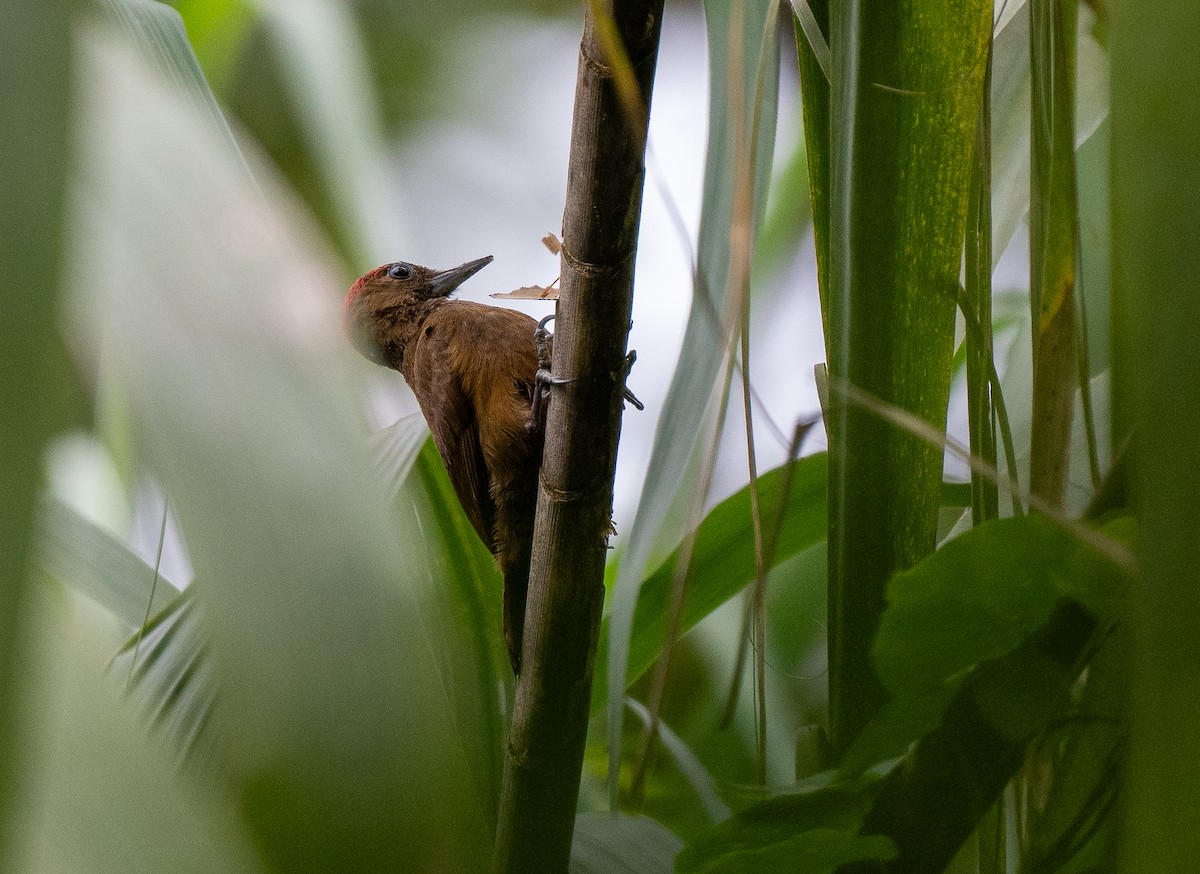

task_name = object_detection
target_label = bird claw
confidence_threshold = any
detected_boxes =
[526,318,642,433]
[528,316,564,433]
[620,350,644,411]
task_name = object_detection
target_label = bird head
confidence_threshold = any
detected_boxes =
[343,255,493,366]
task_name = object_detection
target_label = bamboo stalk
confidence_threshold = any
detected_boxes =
[491,0,664,869]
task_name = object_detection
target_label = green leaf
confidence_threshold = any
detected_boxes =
[0,0,71,855]
[72,18,492,868]
[112,589,218,764]
[14,591,261,873]
[854,515,1132,769]
[248,0,408,263]
[1111,6,1200,863]
[836,685,958,779]
[876,515,1132,698]
[35,496,179,630]
[874,516,1074,697]
[677,780,894,874]
[569,812,683,874]
[606,0,781,784]
[971,645,1074,743]
[593,454,827,716]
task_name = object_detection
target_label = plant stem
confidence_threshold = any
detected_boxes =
[491,0,664,869]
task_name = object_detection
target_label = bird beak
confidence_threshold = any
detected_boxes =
[426,255,494,298]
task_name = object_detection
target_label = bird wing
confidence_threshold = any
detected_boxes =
[408,310,498,551]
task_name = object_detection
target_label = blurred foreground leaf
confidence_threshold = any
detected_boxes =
[0,0,71,858]
[68,16,493,868]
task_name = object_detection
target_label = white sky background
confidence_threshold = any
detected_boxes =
[380,7,824,530]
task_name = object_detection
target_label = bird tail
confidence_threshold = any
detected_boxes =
[497,477,536,676]
[502,556,530,676]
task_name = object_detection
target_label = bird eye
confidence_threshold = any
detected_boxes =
[387,263,413,280]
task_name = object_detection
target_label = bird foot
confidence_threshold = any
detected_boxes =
[526,318,643,433]
[528,315,568,433]
[619,350,644,411]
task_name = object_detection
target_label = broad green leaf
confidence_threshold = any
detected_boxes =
[676,779,892,874]
[860,515,1130,767]
[606,0,780,786]
[35,496,179,630]
[71,20,491,868]
[593,454,827,716]
[971,645,1075,744]
[570,812,683,874]
[836,685,957,779]
[874,515,1079,696]
[0,0,70,857]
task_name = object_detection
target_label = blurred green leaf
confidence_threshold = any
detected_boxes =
[71,17,493,868]
[594,454,827,716]
[0,0,71,857]
[1111,0,1200,865]
[111,589,218,765]
[35,496,179,629]
[248,0,408,264]
[606,0,781,779]
[13,592,261,872]
[569,812,683,874]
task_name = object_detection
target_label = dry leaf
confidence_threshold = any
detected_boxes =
[491,285,559,300]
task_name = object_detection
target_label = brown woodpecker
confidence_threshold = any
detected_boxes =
[343,256,541,674]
